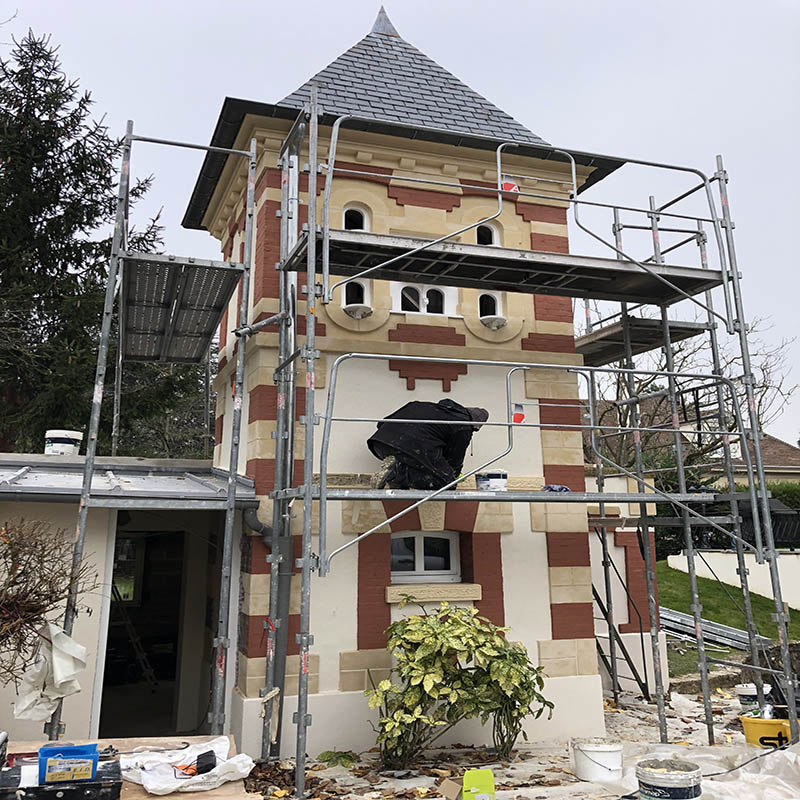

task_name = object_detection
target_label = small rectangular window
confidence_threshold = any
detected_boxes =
[390,531,460,584]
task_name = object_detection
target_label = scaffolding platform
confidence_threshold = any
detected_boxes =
[272,486,717,503]
[283,229,724,303]
[121,251,243,363]
[576,317,710,366]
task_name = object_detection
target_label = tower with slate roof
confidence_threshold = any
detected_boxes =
[185,7,621,755]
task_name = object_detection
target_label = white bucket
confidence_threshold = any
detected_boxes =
[571,740,623,782]
[44,429,83,456]
[735,682,771,709]
[476,471,507,491]
[636,759,702,799]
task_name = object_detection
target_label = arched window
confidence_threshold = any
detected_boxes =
[345,281,365,305]
[477,224,495,246]
[400,286,420,312]
[344,208,365,230]
[479,293,497,317]
[426,289,444,314]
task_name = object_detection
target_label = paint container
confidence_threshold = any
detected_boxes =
[734,682,771,711]
[571,739,623,782]
[636,759,702,799]
[44,429,83,455]
[740,713,792,748]
[476,471,507,491]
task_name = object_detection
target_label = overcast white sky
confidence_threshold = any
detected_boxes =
[12,0,800,444]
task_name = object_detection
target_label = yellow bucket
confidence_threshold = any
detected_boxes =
[740,714,794,748]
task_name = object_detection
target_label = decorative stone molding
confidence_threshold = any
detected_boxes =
[236,653,320,698]
[385,583,482,604]
[339,648,393,693]
[537,638,597,677]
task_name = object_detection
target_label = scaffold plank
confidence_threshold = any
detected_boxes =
[121,251,243,363]
[283,230,723,304]
[576,317,710,366]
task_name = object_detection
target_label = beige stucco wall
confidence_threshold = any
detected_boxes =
[0,502,115,740]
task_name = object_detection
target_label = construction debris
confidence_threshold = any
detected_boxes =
[244,692,800,799]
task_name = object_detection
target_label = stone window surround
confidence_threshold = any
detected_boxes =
[385,582,482,604]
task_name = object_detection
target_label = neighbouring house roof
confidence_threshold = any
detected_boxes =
[0,453,258,510]
[182,8,623,230]
[735,433,800,474]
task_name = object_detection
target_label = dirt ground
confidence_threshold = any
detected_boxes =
[246,688,795,799]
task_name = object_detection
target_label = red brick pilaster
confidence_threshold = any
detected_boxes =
[470,533,505,626]
[357,532,392,650]
[615,528,659,633]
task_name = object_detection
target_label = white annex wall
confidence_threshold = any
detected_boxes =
[668,552,800,611]
[232,673,605,759]
[0,502,115,741]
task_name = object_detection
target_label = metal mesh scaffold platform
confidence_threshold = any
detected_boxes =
[121,251,243,363]
[282,229,723,303]
[576,317,710,366]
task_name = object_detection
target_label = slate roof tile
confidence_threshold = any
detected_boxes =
[278,8,546,146]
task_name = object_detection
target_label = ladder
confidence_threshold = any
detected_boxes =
[593,585,650,700]
[111,583,159,690]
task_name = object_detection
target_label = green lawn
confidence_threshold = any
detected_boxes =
[656,561,800,641]
[657,561,800,677]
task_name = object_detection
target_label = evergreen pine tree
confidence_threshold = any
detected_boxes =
[0,32,212,456]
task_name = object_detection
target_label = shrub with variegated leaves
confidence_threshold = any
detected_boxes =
[365,599,552,768]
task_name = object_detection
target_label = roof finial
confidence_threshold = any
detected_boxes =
[371,6,400,37]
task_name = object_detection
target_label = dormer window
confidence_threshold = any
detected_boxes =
[400,286,420,312]
[475,225,497,245]
[479,293,497,317]
[426,289,444,315]
[343,204,370,231]
[393,283,457,316]
[345,281,365,305]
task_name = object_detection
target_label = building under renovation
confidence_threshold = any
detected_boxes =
[2,9,794,794]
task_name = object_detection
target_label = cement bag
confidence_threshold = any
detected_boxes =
[120,736,254,795]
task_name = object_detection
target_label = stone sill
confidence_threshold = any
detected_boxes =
[385,583,482,604]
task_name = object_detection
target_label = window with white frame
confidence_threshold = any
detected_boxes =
[391,283,458,316]
[343,203,370,231]
[390,532,461,584]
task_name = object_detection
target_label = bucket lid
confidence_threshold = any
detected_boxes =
[45,430,84,440]
[636,758,701,778]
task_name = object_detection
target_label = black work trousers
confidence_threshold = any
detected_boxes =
[370,442,454,490]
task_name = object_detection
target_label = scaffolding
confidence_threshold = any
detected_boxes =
[54,89,797,799]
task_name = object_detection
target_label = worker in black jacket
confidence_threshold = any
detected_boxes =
[367,399,489,490]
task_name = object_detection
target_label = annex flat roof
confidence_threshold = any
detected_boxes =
[284,229,724,304]
[0,454,258,510]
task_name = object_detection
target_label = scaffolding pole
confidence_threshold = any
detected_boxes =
[294,86,320,798]
[715,155,799,739]
[613,204,668,741]
[695,220,766,709]
[262,116,304,759]
[45,120,134,740]
[584,298,620,706]
[209,136,257,733]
